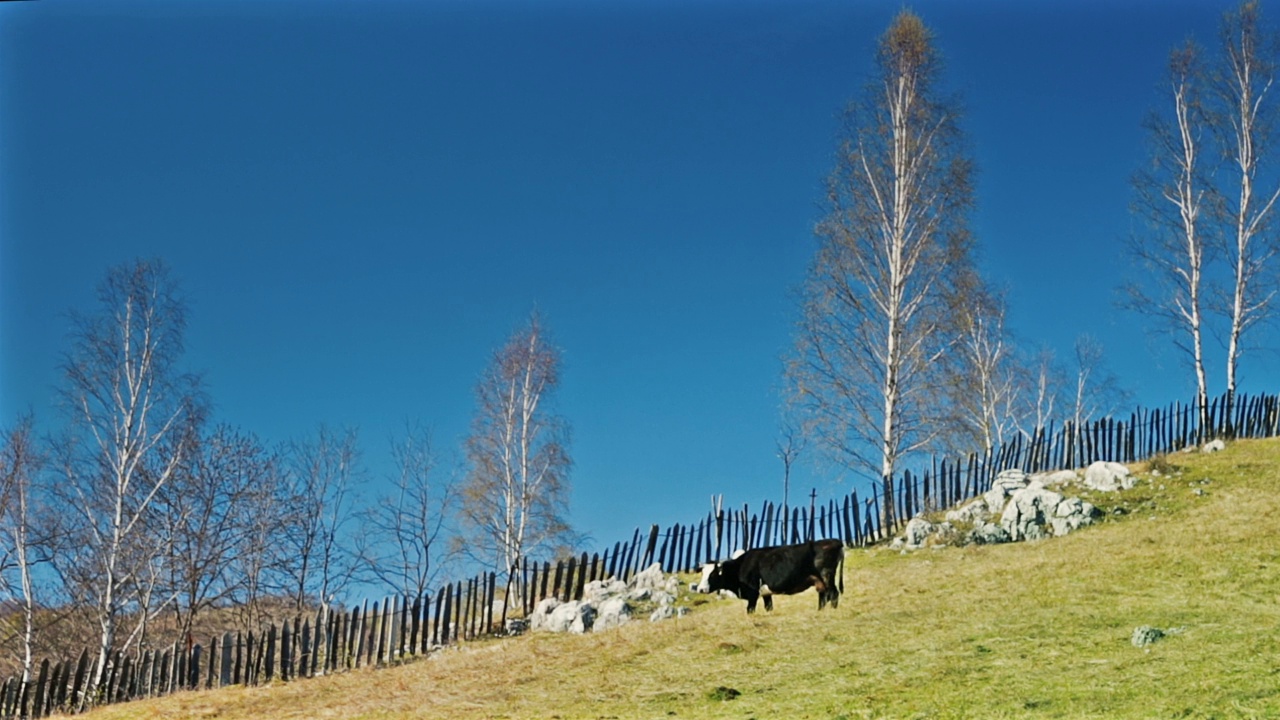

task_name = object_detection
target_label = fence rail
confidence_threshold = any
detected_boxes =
[3,391,1277,719]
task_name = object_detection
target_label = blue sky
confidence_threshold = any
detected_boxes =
[2,0,1275,551]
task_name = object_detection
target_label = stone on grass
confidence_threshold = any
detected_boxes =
[1131,626,1165,647]
[946,498,992,525]
[1000,483,1064,541]
[1084,461,1135,492]
[970,522,1011,545]
[1202,439,1225,454]
[594,597,631,631]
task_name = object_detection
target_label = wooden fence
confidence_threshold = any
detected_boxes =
[3,391,1277,719]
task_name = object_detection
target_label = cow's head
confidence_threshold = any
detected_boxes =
[694,562,719,593]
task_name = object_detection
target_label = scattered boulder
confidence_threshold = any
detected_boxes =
[945,498,993,525]
[896,465,1098,548]
[1202,439,1225,454]
[970,522,1011,545]
[1032,469,1079,486]
[594,597,631,631]
[1000,482,1064,541]
[983,468,1029,510]
[631,563,680,596]
[529,563,686,634]
[1131,625,1163,647]
[1084,461,1135,492]
[904,517,937,548]
[529,598,593,633]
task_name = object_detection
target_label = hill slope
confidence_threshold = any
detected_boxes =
[87,439,1280,719]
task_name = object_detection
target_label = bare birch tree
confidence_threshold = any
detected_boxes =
[1069,335,1128,443]
[357,423,456,598]
[0,416,45,682]
[459,311,573,577]
[788,10,975,522]
[54,259,200,687]
[1213,1,1280,424]
[1017,347,1066,439]
[947,291,1022,453]
[1128,41,1214,429]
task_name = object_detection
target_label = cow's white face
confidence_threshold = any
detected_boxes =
[695,563,718,593]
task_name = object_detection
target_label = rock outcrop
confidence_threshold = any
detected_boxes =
[893,467,1100,549]
[526,563,686,634]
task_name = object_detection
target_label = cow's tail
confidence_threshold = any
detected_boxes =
[838,546,845,595]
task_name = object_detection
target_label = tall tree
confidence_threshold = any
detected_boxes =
[0,416,45,682]
[1214,0,1280,424]
[459,311,573,577]
[156,421,279,641]
[1128,41,1214,430]
[947,290,1022,453]
[54,259,200,687]
[1068,335,1128,445]
[280,425,361,615]
[357,423,456,599]
[788,10,975,523]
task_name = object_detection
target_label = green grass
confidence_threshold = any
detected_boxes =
[86,439,1280,719]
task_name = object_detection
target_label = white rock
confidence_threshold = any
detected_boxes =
[584,579,628,603]
[1203,439,1225,454]
[1084,461,1135,492]
[1032,469,1079,486]
[903,517,936,548]
[946,498,991,524]
[1000,485,1064,541]
[594,597,631,631]
[970,522,1011,544]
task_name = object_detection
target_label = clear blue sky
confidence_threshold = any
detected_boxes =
[2,0,1274,550]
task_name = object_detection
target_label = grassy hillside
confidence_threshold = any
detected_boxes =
[86,439,1280,719]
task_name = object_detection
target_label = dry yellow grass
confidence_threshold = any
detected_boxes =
[83,439,1280,719]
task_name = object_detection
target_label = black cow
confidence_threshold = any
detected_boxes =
[695,539,844,613]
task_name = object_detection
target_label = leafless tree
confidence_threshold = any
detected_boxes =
[775,423,805,524]
[356,423,456,599]
[1213,1,1280,424]
[0,415,45,681]
[943,289,1026,453]
[458,311,573,578]
[228,449,291,634]
[280,425,361,615]
[1128,41,1214,430]
[54,259,200,687]
[155,421,279,641]
[1069,335,1129,445]
[788,10,975,523]
[1017,347,1067,439]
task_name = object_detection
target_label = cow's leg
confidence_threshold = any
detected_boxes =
[763,594,773,612]
[813,577,828,609]
[742,587,759,614]
[821,569,840,609]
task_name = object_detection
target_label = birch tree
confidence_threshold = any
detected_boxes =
[0,416,45,682]
[1213,0,1280,424]
[459,311,573,577]
[1128,41,1214,430]
[948,291,1022,453]
[55,259,200,687]
[1068,335,1128,444]
[788,10,975,523]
